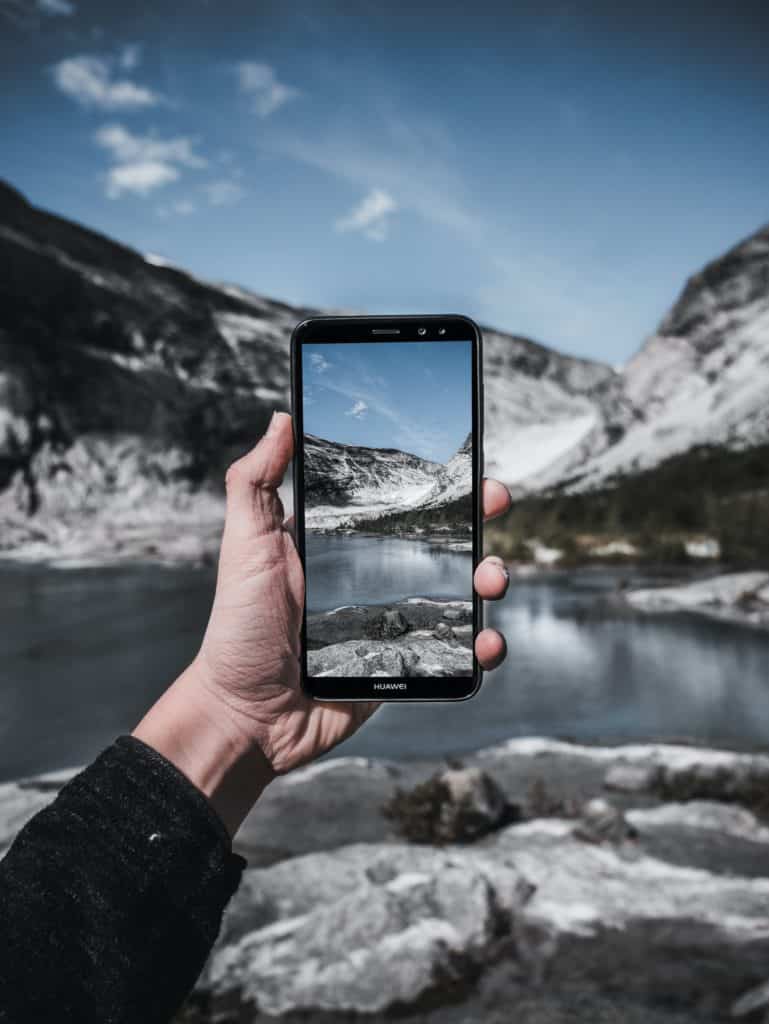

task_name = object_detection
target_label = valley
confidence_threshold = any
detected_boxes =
[1,179,768,568]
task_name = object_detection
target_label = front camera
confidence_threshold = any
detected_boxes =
[438,327,446,335]
[418,327,427,336]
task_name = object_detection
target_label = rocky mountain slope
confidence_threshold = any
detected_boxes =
[304,432,471,531]
[555,222,769,492]
[0,179,312,562]
[481,329,632,487]
[1,179,768,562]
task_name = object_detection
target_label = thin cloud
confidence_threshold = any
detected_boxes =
[157,198,197,218]
[106,161,177,197]
[95,123,206,198]
[38,0,74,13]
[344,399,368,419]
[236,62,299,118]
[309,352,331,373]
[202,179,245,207]
[274,118,485,245]
[335,188,396,242]
[53,54,160,110]
[317,374,450,463]
[119,44,141,71]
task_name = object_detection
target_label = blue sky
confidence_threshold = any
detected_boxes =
[303,341,471,463]
[2,1,768,364]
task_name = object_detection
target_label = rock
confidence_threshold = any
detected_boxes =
[656,760,769,819]
[312,642,408,677]
[201,845,533,1016]
[443,608,463,620]
[625,572,769,631]
[307,599,472,649]
[731,978,769,1018]
[627,800,769,846]
[574,797,637,845]
[604,761,663,793]
[307,636,473,677]
[433,620,453,640]
[379,608,409,638]
[383,767,519,844]
[196,816,769,1019]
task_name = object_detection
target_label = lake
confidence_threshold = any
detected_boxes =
[305,533,472,612]
[2,548,769,780]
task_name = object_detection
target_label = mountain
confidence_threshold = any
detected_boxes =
[551,223,769,492]
[304,432,471,531]
[421,432,472,508]
[1,179,768,563]
[0,180,312,561]
[304,434,443,530]
[0,181,608,562]
[481,330,633,489]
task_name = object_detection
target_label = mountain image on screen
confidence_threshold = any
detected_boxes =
[301,340,474,679]
[304,431,472,532]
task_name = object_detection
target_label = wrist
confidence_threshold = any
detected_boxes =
[132,660,274,838]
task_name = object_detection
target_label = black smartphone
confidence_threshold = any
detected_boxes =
[290,315,483,701]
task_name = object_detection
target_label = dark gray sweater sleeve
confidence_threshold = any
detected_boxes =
[0,735,245,1024]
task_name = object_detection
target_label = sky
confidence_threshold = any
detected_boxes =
[303,340,471,463]
[2,1,769,365]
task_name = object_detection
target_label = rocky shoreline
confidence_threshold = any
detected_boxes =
[623,570,769,631]
[306,598,473,677]
[4,737,769,1022]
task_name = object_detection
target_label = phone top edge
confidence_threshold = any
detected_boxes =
[292,314,482,346]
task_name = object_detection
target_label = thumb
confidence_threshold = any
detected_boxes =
[224,412,294,536]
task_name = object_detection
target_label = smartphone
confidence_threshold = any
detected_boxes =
[290,315,483,701]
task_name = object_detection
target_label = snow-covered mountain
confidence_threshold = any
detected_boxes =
[555,223,769,491]
[421,432,472,509]
[481,330,633,489]
[304,433,470,531]
[1,177,768,562]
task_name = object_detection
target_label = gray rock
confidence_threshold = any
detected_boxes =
[384,767,518,844]
[202,846,533,1016]
[307,637,472,677]
[199,817,769,1019]
[380,608,409,638]
[604,761,663,793]
[443,608,463,620]
[574,797,636,845]
[441,767,515,840]
[433,620,453,641]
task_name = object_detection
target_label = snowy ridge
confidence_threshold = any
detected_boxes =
[304,433,470,530]
[2,177,769,563]
[556,223,769,491]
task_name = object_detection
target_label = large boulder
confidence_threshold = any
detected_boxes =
[200,845,533,1016]
[384,767,519,844]
[376,610,411,634]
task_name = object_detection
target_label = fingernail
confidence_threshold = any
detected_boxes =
[265,411,279,437]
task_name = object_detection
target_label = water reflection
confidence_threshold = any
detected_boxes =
[305,534,472,612]
[2,559,769,779]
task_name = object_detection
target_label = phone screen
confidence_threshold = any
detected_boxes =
[297,337,476,683]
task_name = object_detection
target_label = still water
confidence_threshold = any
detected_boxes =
[2,544,769,779]
[305,534,472,612]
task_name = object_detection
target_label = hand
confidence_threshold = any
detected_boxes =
[134,412,512,835]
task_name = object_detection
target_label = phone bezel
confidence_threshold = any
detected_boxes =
[290,314,483,701]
